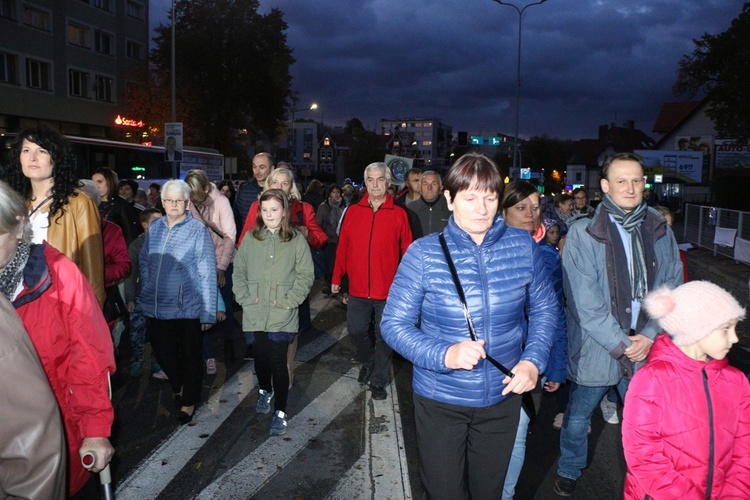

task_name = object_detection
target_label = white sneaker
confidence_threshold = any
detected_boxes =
[600,399,620,424]
[553,412,564,430]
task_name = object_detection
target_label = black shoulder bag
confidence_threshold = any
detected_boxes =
[438,232,514,379]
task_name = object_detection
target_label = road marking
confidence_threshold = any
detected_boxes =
[196,367,362,499]
[116,323,347,499]
[327,371,412,499]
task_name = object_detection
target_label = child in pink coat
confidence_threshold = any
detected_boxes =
[623,281,749,499]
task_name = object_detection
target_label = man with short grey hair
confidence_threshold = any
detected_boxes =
[407,170,450,237]
[332,162,413,400]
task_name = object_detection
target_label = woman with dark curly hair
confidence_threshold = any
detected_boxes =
[5,124,105,306]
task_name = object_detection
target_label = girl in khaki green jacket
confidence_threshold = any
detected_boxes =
[233,189,313,436]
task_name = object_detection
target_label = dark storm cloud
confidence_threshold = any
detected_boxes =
[152,0,741,139]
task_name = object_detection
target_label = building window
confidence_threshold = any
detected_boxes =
[0,52,18,84]
[26,58,51,90]
[95,30,113,54]
[126,40,144,60]
[422,140,432,146]
[23,4,50,31]
[1,0,16,19]
[93,0,110,11]
[68,22,89,47]
[94,75,112,102]
[69,68,89,97]
[126,0,144,20]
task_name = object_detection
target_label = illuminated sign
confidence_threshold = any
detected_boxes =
[114,115,145,128]
[489,137,502,146]
[470,136,484,145]
[131,166,146,172]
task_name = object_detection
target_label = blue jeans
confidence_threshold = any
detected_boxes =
[502,407,530,499]
[557,378,630,480]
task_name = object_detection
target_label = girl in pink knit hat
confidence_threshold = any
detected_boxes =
[622,281,749,499]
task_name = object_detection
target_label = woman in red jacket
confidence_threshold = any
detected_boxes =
[623,281,749,499]
[0,180,115,497]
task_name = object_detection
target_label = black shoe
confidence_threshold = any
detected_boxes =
[371,385,387,400]
[357,366,372,384]
[177,410,193,425]
[244,344,254,361]
[224,340,236,363]
[554,476,576,496]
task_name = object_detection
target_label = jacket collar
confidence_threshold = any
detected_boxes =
[586,202,667,243]
[357,193,395,211]
[444,214,507,249]
[651,333,729,372]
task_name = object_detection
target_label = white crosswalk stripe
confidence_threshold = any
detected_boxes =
[115,296,409,498]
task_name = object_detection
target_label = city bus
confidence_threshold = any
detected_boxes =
[0,133,224,183]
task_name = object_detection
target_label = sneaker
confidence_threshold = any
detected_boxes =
[256,389,273,414]
[554,476,576,496]
[371,385,387,401]
[129,360,143,377]
[270,410,288,436]
[244,344,254,361]
[553,412,564,430]
[600,399,620,424]
[206,358,217,375]
[152,370,168,380]
[357,366,372,384]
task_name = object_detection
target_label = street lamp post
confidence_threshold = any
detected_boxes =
[491,0,547,171]
[290,103,318,166]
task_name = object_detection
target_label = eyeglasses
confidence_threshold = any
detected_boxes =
[163,198,187,205]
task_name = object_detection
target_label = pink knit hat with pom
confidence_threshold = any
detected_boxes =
[643,281,745,346]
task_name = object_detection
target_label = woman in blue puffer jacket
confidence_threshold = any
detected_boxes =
[381,154,558,500]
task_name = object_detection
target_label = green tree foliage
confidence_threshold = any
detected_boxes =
[149,0,295,152]
[673,3,750,141]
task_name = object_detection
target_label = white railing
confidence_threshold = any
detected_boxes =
[682,204,750,265]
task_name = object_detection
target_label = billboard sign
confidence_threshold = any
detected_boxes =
[634,150,703,183]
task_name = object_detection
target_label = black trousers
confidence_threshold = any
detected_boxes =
[149,318,203,406]
[254,332,291,413]
[346,297,392,387]
[414,392,521,500]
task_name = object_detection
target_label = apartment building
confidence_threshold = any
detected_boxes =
[0,0,149,137]
[379,117,452,170]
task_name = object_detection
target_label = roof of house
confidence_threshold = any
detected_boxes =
[652,101,703,136]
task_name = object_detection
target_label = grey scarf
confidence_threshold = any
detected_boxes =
[600,194,648,301]
[0,242,31,300]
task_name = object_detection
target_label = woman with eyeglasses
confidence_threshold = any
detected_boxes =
[139,179,217,425]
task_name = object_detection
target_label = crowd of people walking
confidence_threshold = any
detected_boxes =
[0,124,748,499]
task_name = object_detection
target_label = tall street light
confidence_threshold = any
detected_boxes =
[492,0,547,171]
[290,103,319,165]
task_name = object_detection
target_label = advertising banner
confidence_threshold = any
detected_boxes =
[714,140,750,170]
[634,150,703,183]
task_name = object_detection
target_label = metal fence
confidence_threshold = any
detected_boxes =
[682,204,750,264]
